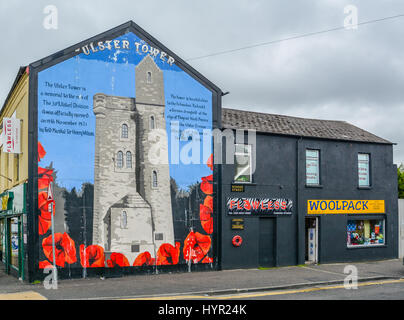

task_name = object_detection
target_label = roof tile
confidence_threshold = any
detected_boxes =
[222,108,391,144]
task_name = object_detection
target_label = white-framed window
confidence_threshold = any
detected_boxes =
[121,211,127,229]
[306,149,320,185]
[116,151,124,169]
[347,219,385,247]
[358,153,370,187]
[126,151,132,169]
[121,124,129,139]
[234,144,252,183]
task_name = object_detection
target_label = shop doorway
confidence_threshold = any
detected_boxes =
[0,216,22,277]
[305,217,318,264]
[258,218,275,267]
[0,219,5,264]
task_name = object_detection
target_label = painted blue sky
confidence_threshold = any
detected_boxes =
[38,31,212,191]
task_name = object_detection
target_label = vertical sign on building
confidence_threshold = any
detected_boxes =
[306,149,319,185]
[2,118,21,154]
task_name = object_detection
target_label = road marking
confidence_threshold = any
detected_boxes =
[215,278,404,300]
[123,278,404,300]
[0,291,47,300]
[125,295,212,300]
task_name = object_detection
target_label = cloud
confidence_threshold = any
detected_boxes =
[1,0,404,163]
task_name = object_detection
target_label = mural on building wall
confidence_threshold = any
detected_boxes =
[36,31,215,270]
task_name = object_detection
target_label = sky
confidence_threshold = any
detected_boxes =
[1,0,404,165]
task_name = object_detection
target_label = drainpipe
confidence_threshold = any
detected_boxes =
[296,137,302,265]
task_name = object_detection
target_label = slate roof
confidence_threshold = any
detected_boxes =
[222,108,392,144]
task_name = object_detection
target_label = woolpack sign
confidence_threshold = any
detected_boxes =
[307,200,385,214]
[227,198,293,215]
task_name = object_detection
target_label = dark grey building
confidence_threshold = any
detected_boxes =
[220,108,398,269]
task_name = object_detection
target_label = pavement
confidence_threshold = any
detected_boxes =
[0,259,403,300]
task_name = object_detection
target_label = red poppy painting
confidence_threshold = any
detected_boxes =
[80,245,105,268]
[156,242,181,265]
[38,214,52,236]
[38,190,55,235]
[183,231,211,264]
[107,252,130,267]
[203,196,213,211]
[207,154,213,171]
[38,142,46,162]
[38,191,54,215]
[39,260,53,269]
[133,252,155,267]
[199,204,213,234]
[42,233,77,267]
[200,175,213,195]
[38,167,54,190]
[202,256,213,264]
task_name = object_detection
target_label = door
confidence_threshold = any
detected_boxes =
[9,217,20,271]
[258,218,275,267]
[305,217,318,264]
[0,219,4,263]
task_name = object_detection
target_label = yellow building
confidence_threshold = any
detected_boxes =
[0,66,29,279]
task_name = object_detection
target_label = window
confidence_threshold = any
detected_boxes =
[131,244,140,253]
[150,116,155,130]
[14,154,19,182]
[5,154,9,189]
[147,71,152,84]
[0,220,5,263]
[121,211,127,229]
[234,144,252,183]
[126,151,132,168]
[358,153,370,187]
[347,219,384,247]
[306,149,320,185]
[116,151,123,169]
[155,233,164,241]
[121,124,128,139]
[152,170,158,188]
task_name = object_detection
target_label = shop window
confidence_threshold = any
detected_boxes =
[347,219,385,247]
[126,151,132,169]
[116,151,123,169]
[358,153,370,187]
[234,144,252,183]
[121,124,128,139]
[10,217,19,269]
[306,149,320,186]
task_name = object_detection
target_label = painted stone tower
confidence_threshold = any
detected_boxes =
[92,55,174,263]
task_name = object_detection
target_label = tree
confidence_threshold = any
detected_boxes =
[64,183,94,247]
[398,164,404,198]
